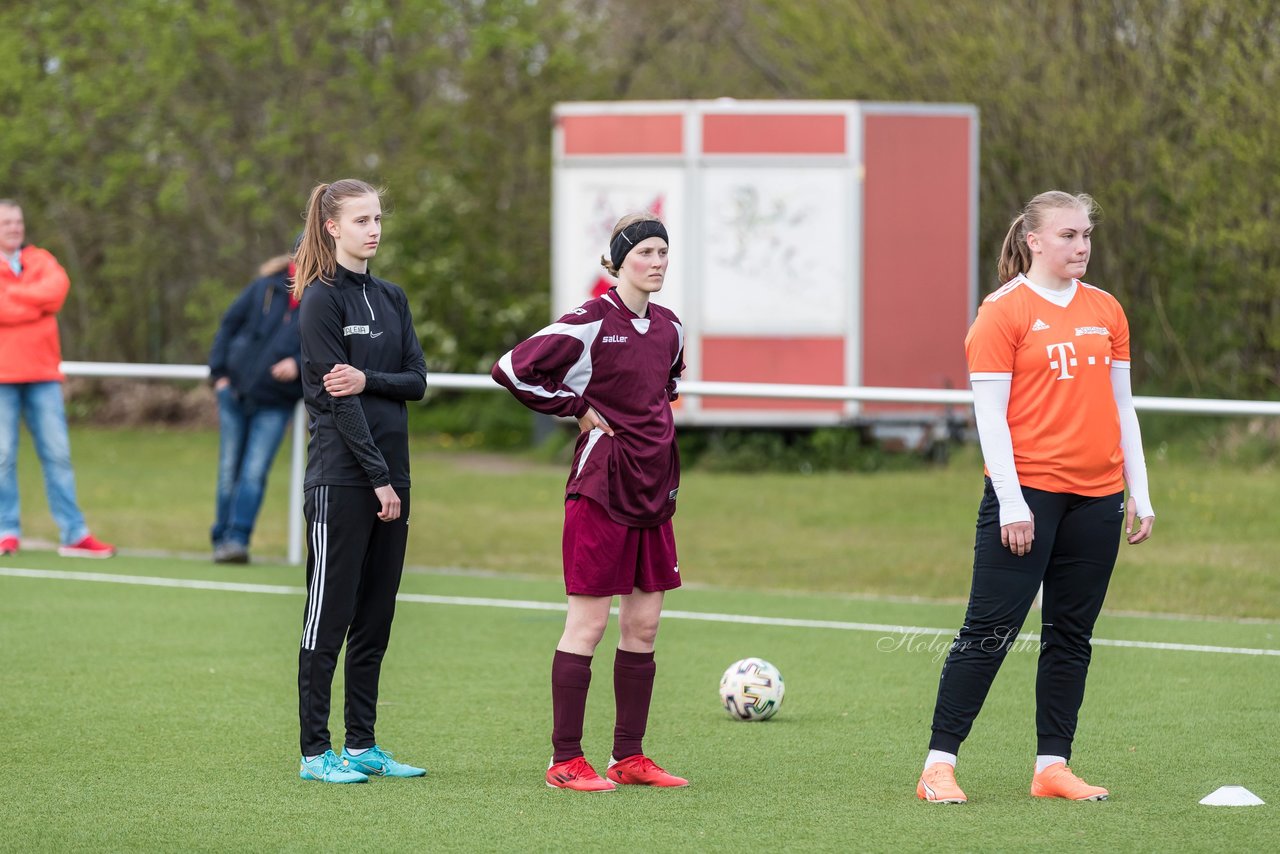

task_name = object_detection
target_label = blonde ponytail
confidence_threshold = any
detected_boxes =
[997,213,1032,283]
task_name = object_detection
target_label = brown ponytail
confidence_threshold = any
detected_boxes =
[996,191,1099,285]
[291,179,381,300]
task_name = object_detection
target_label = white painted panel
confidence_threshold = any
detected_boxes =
[698,167,850,335]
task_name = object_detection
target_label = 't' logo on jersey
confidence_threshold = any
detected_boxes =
[1046,342,1077,380]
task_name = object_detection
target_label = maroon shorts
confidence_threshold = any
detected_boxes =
[561,496,681,596]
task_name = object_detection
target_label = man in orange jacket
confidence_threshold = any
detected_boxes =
[0,199,114,558]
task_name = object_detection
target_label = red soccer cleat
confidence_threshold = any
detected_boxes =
[57,535,116,559]
[546,756,616,792]
[606,754,689,788]
[0,536,18,556]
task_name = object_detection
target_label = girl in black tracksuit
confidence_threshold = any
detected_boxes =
[290,179,428,783]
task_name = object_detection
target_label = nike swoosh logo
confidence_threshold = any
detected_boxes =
[370,331,383,338]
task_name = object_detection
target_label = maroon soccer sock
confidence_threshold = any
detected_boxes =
[612,648,656,760]
[551,650,593,763]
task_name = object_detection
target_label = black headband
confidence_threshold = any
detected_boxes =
[609,220,669,270]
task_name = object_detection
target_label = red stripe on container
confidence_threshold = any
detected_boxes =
[700,337,845,412]
[702,114,845,154]
[560,115,684,155]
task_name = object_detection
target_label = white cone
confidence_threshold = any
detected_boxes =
[1199,786,1265,806]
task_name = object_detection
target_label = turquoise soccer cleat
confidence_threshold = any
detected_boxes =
[340,745,427,778]
[300,750,369,784]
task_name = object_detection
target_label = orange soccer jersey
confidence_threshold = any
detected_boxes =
[965,275,1129,496]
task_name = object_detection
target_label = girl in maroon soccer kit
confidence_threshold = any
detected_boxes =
[492,213,690,791]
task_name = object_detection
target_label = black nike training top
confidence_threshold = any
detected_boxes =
[298,264,427,490]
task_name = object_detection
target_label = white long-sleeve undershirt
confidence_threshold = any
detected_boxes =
[1110,364,1155,519]
[971,366,1155,526]
[971,377,1030,526]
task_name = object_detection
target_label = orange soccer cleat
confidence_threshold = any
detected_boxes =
[917,762,967,804]
[1031,762,1109,801]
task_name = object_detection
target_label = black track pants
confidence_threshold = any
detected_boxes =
[297,485,410,756]
[929,479,1123,760]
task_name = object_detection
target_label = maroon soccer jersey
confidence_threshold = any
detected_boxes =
[492,287,685,526]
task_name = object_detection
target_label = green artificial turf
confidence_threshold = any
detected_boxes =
[1,555,1275,852]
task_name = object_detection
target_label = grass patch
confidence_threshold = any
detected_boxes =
[7,424,1279,619]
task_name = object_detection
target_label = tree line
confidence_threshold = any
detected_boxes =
[2,0,1277,399]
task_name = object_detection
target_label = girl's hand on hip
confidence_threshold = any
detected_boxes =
[577,406,614,436]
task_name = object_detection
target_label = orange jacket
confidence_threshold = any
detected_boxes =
[0,245,70,383]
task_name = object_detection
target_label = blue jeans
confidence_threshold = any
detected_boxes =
[0,382,90,545]
[212,387,293,548]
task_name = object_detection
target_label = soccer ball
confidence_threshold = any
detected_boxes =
[719,657,784,721]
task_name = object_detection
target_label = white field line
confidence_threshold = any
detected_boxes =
[3,567,1279,658]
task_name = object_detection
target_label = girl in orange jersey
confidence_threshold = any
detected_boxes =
[916,191,1155,805]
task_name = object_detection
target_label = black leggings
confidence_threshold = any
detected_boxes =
[929,479,1123,760]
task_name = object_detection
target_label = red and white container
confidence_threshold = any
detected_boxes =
[552,99,978,426]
